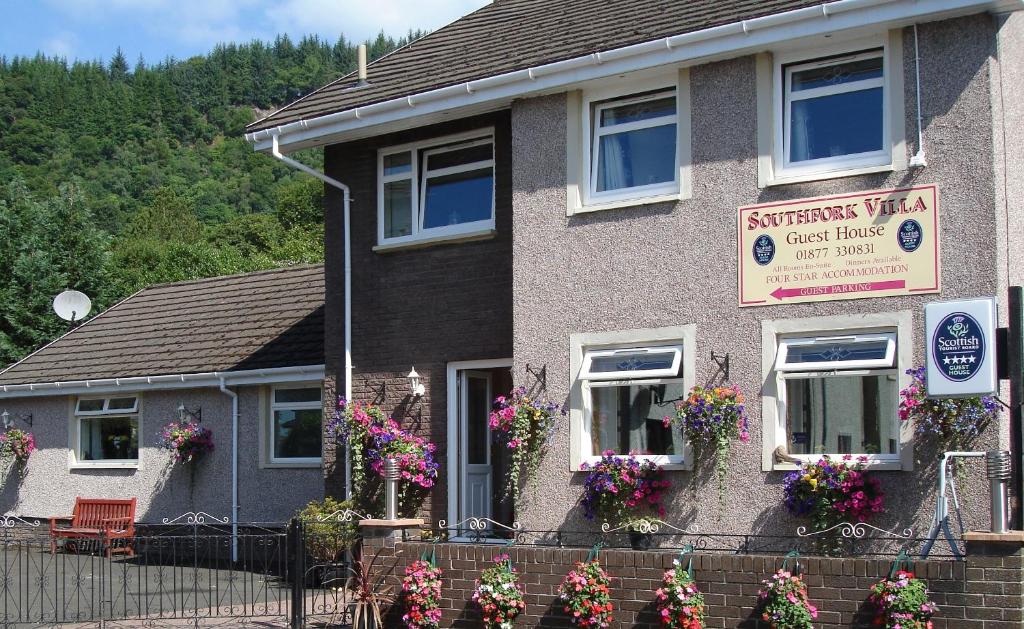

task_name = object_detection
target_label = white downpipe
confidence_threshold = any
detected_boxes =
[218,377,239,562]
[909,23,928,168]
[270,133,354,501]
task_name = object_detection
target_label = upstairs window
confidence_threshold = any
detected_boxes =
[775,332,899,458]
[75,396,139,463]
[591,91,677,197]
[776,46,891,179]
[587,88,678,204]
[378,130,495,247]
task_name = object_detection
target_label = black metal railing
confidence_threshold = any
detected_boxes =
[0,514,363,628]
[423,518,958,559]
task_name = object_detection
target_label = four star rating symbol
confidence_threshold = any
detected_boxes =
[942,355,977,365]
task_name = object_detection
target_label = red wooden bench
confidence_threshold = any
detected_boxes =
[49,497,137,558]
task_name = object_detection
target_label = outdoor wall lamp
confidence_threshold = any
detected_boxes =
[0,410,32,430]
[407,367,425,397]
[177,403,202,423]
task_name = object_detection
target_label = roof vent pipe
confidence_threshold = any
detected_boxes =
[357,44,368,85]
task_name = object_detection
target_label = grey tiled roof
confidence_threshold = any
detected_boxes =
[248,0,827,133]
[0,265,325,386]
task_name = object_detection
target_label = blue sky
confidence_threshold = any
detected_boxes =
[1,0,491,64]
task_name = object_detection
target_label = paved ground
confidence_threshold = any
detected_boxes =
[0,542,312,627]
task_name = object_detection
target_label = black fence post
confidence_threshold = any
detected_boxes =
[290,518,305,629]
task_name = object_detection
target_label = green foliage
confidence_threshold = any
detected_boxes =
[296,496,359,562]
[0,179,110,366]
[758,569,818,628]
[0,31,421,368]
[868,570,938,629]
[275,177,323,229]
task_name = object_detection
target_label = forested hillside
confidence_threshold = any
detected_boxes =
[0,32,420,367]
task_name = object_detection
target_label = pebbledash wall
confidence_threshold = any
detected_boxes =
[0,386,321,523]
[511,12,1020,540]
[322,111,514,522]
[363,531,1023,628]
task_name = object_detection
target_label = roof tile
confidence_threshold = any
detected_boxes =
[0,265,325,386]
[248,0,827,132]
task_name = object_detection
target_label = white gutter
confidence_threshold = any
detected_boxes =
[218,377,239,562]
[269,134,354,501]
[0,364,325,399]
[247,0,1022,154]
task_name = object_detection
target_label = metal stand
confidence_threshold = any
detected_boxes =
[921,451,985,559]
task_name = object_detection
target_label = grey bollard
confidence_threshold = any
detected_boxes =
[385,457,400,521]
[986,450,1011,534]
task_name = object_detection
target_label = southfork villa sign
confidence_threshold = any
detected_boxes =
[737,185,940,306]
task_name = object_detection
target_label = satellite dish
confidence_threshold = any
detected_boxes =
[53,290,92,322]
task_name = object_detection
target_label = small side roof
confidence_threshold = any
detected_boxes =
[0,265,325,387]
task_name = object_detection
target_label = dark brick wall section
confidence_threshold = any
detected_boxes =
[322,112,514,520]
[361,534,1024,629]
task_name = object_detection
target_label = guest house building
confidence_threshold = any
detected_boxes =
[246,0,1024,541]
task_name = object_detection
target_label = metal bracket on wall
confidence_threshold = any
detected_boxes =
[371,380,386,405]
[524,363,546,390]
[710,351,730,382]
[176,404,202,423]
[0,411,32,430]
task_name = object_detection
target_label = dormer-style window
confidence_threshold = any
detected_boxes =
[377,129,495,248]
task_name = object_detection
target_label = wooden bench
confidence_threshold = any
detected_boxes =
[49,497,137,558]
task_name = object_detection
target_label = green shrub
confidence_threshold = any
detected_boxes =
[296,497,359,563]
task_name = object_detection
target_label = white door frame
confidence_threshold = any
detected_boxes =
[446,358,513,530]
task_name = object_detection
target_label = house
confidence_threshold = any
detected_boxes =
[246,0,1024,541]
[0,265,326,524]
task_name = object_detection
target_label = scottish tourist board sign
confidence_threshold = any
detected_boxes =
[925,298,998,398]
[737,185,940,306]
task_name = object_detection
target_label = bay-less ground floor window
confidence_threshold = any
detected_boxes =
[73,396,140,465]
[570,326,696,471]
[761,312,913,471]
[588,379,685,457]
[269,385,322,464]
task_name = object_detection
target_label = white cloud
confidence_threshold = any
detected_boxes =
[41,32,79,58]
[263,0,491,42]
[36,0,490,61]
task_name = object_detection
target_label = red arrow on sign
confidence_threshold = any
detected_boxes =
[770,279,907,301]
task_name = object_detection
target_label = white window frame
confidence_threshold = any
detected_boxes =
[775,332,897,372]
[570,325,696,471]
[376,128,495,249]
[757,32,906,187]
[760,312,913,472]
[589,90,678,203]
[568,70,692,214]
[580,345,683,381]
[70,395,141,469]
[268,383,323,466]
[74,396,139,415]
[780,49,888,175]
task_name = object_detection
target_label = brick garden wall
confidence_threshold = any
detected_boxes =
[362,531,1023,628]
